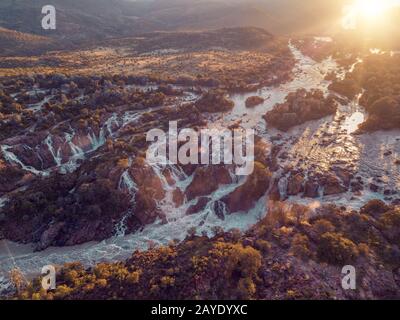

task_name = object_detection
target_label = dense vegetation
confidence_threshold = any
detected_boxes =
[329,53,400,132]
[10,199,400,300]
[264,89,337,131]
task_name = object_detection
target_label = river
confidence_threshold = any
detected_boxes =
[1,39,399,293]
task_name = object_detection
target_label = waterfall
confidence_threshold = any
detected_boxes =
[278,175,288,199]
[0,196,8,208]
[45,135,62,167]
[65,132,85,158]
[105,113,119,136]
[115,168,138,237]
[0,145,49,177]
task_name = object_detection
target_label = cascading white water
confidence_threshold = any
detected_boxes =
[0,145,49,177]
[2,39,398,292]
[45,135,62,167]
[0,40,336,288]
[0,196,8,209]
[115,167,138,237]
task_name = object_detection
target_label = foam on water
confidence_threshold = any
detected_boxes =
[45,135,62,167]
[0,40,334,287]
[224,42,338,130]
[115,168,138,237]
[0,145,49,177]
[2,39,398,290]
[27,95,53,112]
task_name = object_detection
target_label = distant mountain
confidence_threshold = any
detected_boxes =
[0,0,137,42]
[0,0,347,43]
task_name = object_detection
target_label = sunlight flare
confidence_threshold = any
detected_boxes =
[342,0,400,29]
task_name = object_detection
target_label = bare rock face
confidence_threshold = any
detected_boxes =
[245,96,264,108]
[333,167,353,187]
[133,190,162,225]
[269,179,282,201]
[173,188,184,208]
[254,137,271,168]
[186,197,210,215]
[125,159,167,226]
[130,160,165,201]
[36,222,65,251]
[303,179,320,198]
[323,174,347,196]
[222,162,271,213]
[287,173,304,196]
[185,166,232,201]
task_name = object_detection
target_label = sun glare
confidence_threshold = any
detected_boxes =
[342,0,400,29]
[357,0,389,18]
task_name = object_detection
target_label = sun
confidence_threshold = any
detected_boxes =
[342,0,400,29]
[355,0,391,18]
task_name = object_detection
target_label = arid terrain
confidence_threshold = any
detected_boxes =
[1,0,400,301]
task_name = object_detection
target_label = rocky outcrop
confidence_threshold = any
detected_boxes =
[185,166,232,201]
[287,174,304,196]
[173,188,184,207]
[303,179,320,198]
[186,197,211,215]
[282,171,349,198]
[264,89,337,131]
[222,162,271,213]
[133,190,162,226]
[245,96,264,108]
[195,89,234,113]
[323,174,347,196]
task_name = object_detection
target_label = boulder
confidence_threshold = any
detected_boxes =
[37,222,65,250]
[222,162,271,213]
[323,174,347,196]
[287,174,304,196]
[185,166,231,201]
[186,197,210,215]
[245,96,264,108]
[303,179,319,198]
[173,188,184,207]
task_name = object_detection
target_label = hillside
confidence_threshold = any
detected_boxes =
[0,0,347,43]
[12,201,400,300]
[0,27,54,55]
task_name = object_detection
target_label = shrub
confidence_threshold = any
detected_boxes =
[264,201,290,229]
[54,285,73,299]
[160,276,175,288]
[208,242,262,299]
[360,199,389,217]
[290,233,312,260]
[126,271,141,284]
[255,239,272,254]
[313,219,335,235]
[379,208,400,243]
[237,277,256,299]
[317,232,359,265]
[117,158,130,169]
[10,268,27,294]
[379,208,400,228]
